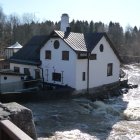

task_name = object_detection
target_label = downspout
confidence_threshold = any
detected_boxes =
[87,52,90,95]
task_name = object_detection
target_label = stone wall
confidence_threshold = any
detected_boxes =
[0,102,37,139]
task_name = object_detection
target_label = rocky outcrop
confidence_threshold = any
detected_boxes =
[0,102,37,139]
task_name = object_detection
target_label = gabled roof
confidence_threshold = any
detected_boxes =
[7,42,23,49]
[10,35,48,65]
[51,30,121,61]
[54,30,87,52]
[10,30,121,65]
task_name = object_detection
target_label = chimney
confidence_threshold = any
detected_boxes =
[60,13,70,32]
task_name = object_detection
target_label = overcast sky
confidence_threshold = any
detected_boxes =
[0,0,139,29]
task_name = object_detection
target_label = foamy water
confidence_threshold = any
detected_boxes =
[24,64,140,140]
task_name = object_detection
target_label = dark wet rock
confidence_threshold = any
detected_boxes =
[0,102,37,139]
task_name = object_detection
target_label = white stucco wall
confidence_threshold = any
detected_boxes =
[10,63,38,78]
[40,35,120,90]
[88,36,120,88]
[75,59,87,90]
[0,74,24,92]
[40,38,77,88]
[0,74,22,84]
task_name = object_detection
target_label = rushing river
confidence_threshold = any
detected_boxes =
[23,64,140,140]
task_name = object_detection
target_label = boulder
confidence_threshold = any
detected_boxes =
[0,102,37,139]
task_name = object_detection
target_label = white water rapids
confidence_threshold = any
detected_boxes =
[23,64,140,140]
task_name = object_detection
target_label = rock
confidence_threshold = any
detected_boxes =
[0,102,37,139]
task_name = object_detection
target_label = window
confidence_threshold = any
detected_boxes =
[24,68,30,76]
[54,40,60,49]
[35,69,40,79]
[14,67,20,73]
[45,51,51,59]
[77,52,87,59]
[62,51,69,60]
[52,73,61,82]
[107,63,113,76]
[4,76,7,80]
[90,54,97,60]
[82,72,86,81]
[100,44,104,52]
[21,76,24,80]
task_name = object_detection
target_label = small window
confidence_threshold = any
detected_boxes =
[21,76,24,80]
[62,51,69,60]
[107,63,113,76]
[90,54,97,60]
[52,73,61,82]
[54,40,60,49]
[14,67,20,73]
[24,68,30,76]
[45,51,51,59]
[4,76,7,80]
[82,72,86,81]
[100,44,104,52]
[77,52,87,59]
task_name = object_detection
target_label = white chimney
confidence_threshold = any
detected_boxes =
[60,13,70,32]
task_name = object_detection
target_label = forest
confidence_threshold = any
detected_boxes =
[0,6,140,59]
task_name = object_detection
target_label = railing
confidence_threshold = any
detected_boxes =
[0,120,33,140]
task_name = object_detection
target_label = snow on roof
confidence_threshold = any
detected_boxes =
[7,42,23,49]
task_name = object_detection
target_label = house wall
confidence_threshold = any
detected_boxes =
[40,38,77,88]
[75,59,87,90]
[5,48,20,59]
[10,63,38,78]
[88,36,120,88]
[0,74,22,84]
[0,74,23,92]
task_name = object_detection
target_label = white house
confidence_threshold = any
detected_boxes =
[10,36,48,80]
[10,14,121,91]
[40,14,121,90]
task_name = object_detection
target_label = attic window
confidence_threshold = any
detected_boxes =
[54,40,60,49]
[100,44,104,52]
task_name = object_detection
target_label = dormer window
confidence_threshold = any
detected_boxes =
[100,44,104,52]
[54,40,60,49]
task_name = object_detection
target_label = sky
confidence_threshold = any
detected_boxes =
[0,0,140,29]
